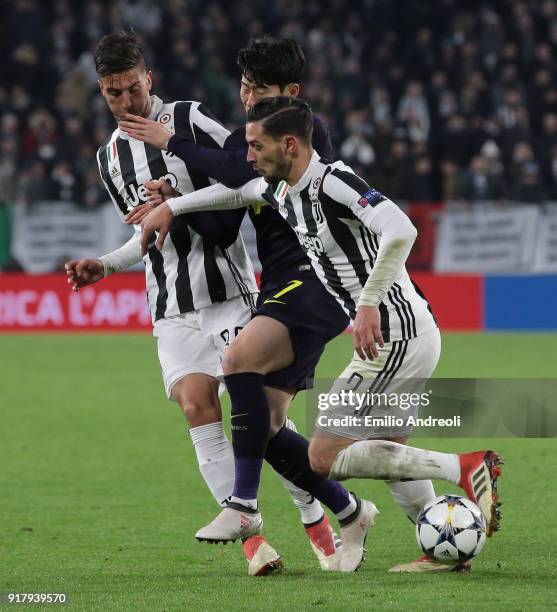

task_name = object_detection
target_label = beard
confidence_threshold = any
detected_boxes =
[261,157,291,183]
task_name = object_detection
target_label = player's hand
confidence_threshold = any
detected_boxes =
[145,178,178,202]
[353,305,384,360]
[124,180,178,224]
[118,114,172,150]
[124,202,156,225]
[65,259,104,291]
[140,202,174,256]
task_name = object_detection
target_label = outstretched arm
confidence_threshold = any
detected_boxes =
[65,233,142,291]
[167,178,265,215]
[168,137,258,188]
[118,115,258,188]
[139,178,266,255]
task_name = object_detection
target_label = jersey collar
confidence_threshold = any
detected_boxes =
[148,95,164,120]
[288,150,320,194]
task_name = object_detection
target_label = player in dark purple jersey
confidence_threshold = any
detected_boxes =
[121,36,372,571]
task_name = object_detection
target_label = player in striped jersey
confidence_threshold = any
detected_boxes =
[140,96,503,572]
[64,31,324,577]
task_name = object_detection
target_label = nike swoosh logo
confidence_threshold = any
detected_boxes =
[263,279,303,305]
[231,413,250,418]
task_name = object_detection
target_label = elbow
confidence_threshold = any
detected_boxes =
[408,222,418,243]
[381,228,416,260]
[398,219,418,245]
[392,223,417,248]
[389,237,413,256]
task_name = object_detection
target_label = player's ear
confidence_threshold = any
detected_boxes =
[97,79,105,94]
[145,70,153,92]
[283,135,297,154]
[285,83,300,97]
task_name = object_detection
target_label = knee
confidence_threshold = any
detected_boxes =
[173,388,220,427]
[308,445,333,478]
[179,399,206,424]
[222,344,251,375]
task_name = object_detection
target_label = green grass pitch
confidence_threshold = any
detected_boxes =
[1,332,556,610]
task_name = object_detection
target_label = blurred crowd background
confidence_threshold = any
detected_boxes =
[1,0,557,270]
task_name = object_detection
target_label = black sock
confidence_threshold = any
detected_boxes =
[265,424,351,514]
[225,372,270,501]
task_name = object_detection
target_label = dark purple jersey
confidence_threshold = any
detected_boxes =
[167,114,335,291]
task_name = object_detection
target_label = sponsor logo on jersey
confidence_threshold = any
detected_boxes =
[159,113,171,124]
[124,173,178,207]
[296,231,324,255]
[110,164,120,179]
[358,188,384,208]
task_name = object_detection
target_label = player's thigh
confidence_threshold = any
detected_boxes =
[222,315,295,375]
[260,275,349,392]
[153,314,220,402]
[314,327,441,442]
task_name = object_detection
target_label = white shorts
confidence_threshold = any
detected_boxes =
[153,295,255,399]
[314,327,441,440]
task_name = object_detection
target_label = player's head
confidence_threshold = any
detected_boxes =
[95,29,152,121]
[246,96,313,181]
[237,36,305,112]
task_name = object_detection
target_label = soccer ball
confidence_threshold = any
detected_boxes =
[416,494,487,564]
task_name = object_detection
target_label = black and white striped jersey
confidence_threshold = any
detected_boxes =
[97,96,257,322]
[241,153,436,342]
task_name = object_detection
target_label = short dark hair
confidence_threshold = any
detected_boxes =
[94,29,145,77]
[237,35,305,89]
[247,96,313,144]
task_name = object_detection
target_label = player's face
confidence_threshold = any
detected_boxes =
[98,66,153,121]
[246,121,291,182]
[240,77,298,113]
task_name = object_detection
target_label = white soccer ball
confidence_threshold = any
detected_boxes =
[416,494,487,564]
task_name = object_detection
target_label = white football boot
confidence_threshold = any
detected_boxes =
[195,503,263,543]
[242,535,283,576]
[338,497,379,572]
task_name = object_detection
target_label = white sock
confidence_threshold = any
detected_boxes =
[329,440,461,484]
[189,421,234,507]
[387,480,436,523]
[278,478,325,525]
[278,417,325,525]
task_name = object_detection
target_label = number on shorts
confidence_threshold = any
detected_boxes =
[220,326,244,347]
